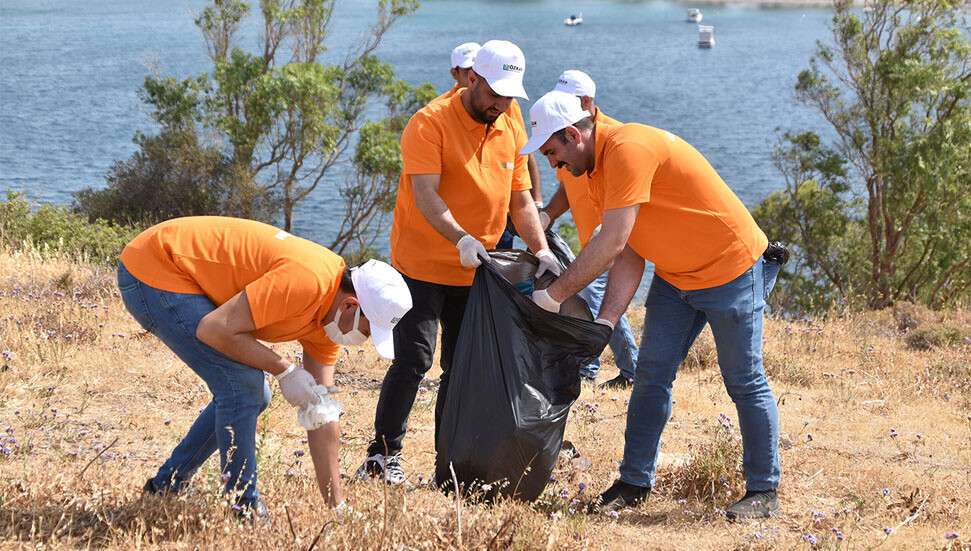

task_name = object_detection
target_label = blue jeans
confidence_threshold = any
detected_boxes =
[576,269,638,380]
[496,229,515,250]
[117,262,272,506]
[620,258,781,491]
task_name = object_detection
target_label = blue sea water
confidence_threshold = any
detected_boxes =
[1,0,835,290]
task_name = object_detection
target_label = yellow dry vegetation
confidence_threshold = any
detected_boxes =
[1,247,969,550]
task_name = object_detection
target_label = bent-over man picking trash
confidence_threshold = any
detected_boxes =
[118,216,411,521]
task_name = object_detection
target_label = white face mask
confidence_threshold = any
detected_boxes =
[324,304,368,346]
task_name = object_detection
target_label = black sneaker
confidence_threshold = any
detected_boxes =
[726,489,779,520]
[599,375,634,390]
[143,477,193,496]
[587,480,651,513]
[143,478,160,494]
[233,497,271,527]
[353,451,405,485]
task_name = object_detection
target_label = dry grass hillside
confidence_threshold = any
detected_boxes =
[1,246,969,550]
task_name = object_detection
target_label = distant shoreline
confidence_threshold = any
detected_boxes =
[675,0,855,7]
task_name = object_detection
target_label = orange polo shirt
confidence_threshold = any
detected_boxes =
[120,216,344,364]
[587,124,767,290]
[390,90,531,286]
[555,107,622,246]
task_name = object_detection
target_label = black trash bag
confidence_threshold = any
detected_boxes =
[435,251,611,502]
[501,215,577,271]
[543,227,578,272]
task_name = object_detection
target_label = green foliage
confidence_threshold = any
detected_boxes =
[555,222,581,257]
[138,0,427,241]
[671,414,744,506]
[756,0,971,312]
[906,323,971,350]
[72,129,279,226]
[0,192,140,265]
[753,130,867,313]
[330,80,436,258]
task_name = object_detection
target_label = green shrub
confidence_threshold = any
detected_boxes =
[0,192,140,265]
[905,324,971,351]
[555,222,581,257]
[670,413,744,506]
[72,129,279,226]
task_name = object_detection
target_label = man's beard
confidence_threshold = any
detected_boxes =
[469,94,503,125]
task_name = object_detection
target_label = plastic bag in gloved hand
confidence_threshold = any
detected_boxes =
[435,252,611,502]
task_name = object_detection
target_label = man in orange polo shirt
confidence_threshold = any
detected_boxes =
[539,70,638,390]
[521,92,783,520]
[118,216,411,520]
[436,41,544,247]
[356,40,558,484]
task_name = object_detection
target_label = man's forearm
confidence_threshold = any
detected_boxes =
[509,190,549,254]
[527,154,542,203]
[598,246,645,324]
[412,175,468,244]
[547,230,621,300]
[196,291,290,375]
[546,205,639,302]
[544,183,570,221]
[307,421,342,507]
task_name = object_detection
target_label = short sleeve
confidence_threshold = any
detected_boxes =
[401,111,443,176]
[510,117,531,191]
[299,335,340,365]
[245,267,320,329]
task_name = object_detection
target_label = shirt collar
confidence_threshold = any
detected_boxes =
[589,120,610,179]
[451,90,508,134]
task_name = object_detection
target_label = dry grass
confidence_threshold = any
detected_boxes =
[1,246,970,550]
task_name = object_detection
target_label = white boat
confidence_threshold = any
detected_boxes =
[697,25,714,48]
[564,12,583,26]
[686,8,702,23]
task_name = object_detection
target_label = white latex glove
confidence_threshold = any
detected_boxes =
[456,234,491,268]
[534,249,561,278]
[335,501,363,519]
[297,385,343,430]
[539,211,551,231]
[594,318,615,330]
[275,363,321,408]
[532,288,561,313]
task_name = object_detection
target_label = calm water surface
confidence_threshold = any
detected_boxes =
[1,0,836,290]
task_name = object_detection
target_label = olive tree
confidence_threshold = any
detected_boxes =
[755,0,971,311]
[138,0,425,240]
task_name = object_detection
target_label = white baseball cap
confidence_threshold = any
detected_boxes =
[450,42,481,69]
[519,90,591,155]
[471,40,528,100]
[553,69,596,98]
[350,260,412,359]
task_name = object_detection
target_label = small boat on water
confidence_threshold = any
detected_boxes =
[697,25,714,48]
[564,12,583,26]
[686,8,702,23]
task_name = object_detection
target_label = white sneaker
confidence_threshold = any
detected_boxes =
[353,451,405,485]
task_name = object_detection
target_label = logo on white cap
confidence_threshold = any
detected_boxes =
[553,69,596,98]
[471,40,528,100]
[519,90,591,155]
[350,260,413,360]
[450,41,481,69]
